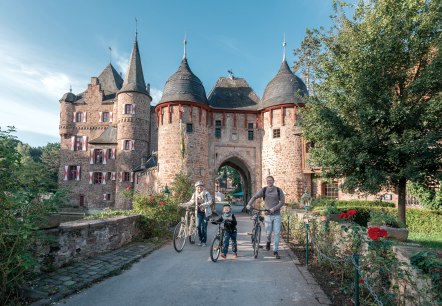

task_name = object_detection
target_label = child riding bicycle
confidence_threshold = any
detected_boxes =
[215,203,237,259]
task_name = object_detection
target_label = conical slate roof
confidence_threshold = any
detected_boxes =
[119,37,149,95]
[260,60,308,109]
[98,64,123,95]
[208,76,260,110]
[159,58,208,105]
[89,126,117,144]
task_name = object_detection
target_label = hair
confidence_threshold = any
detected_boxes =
[266,176,275,181]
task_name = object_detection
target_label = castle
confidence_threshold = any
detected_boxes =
[58,35,391,210]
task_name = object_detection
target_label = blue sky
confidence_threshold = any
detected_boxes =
[0,0,334,147]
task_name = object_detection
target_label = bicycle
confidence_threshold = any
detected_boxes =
[173,205,197,252]
[249,209,270,259]
[209,220,225,262]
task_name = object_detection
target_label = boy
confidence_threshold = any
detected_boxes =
[217,204,237,259]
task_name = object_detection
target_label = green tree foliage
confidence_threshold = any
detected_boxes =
[0,127,61,303]
[408,181,442,210]
[169,172,194,204]
[299,0,442,225]
[217,165,242,193]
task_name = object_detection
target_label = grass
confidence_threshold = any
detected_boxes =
[408,232,442,250]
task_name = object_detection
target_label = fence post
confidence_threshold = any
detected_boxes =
[353,253,360,306]
[305,223,309,266]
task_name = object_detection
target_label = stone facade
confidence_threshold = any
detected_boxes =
[59,38,397,210]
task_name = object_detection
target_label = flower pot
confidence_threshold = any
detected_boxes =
[367,223,409,242]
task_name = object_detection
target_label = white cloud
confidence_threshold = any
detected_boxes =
[150,88,162,105]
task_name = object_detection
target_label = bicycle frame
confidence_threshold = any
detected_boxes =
[210,221,225,262]
[173,206,196,252]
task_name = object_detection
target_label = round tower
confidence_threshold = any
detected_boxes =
[155,40,210,191]
[260,41,308,203]
[59,89,76,137]
[115,36,151,209]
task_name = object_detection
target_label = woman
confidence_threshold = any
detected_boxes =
[182,181,212,246]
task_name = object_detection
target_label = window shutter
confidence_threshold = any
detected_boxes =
[83,112,87,122]
[109,112,113,122]
[122,104,126,114]
[82,136,88,151]
[90,148,94,164]
[102,172,106,185]
[119,172,123,182]
[111,172,116,181]
[132,104,136,115]
[99,112,102,123]
[111,148,116,159]
[103,194,107,200]
[131,140,135,150]
[63,165,68,181]
[76,166,81,181]
[72,112,77,123]
[70,136,75,151]
[103,152,107,165]
[130,172,134,182]
[89,172,93,184]
[121,140,124,150]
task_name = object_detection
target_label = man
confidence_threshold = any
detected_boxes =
[182,181,212,246]
[246,176,285,259]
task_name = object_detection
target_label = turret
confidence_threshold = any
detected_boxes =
[115,35,152,209]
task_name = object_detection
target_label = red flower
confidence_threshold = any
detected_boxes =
[338,209,358,220]
[347,209,357,216]
[159,202,165,206]
[368,226,388,240]
[338,212,347,219]
[149,197,155,202]
[126,186,132,191]
[358,279,365,283]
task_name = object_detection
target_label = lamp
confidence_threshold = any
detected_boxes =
[162,185,170,196]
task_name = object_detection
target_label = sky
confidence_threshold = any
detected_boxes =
[0,0,335,147]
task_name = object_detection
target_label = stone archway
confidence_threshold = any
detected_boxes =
[216,156,253,208]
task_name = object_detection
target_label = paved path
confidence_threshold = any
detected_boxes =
[54,214,331,306]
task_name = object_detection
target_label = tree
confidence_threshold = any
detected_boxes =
[301,0,442,225]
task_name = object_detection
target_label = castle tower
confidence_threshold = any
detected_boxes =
[59,88,76,137]
[115,35,151,209]
[155,38,210,189]
[260,39,308,202]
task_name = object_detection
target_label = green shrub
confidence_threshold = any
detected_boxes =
[408,181,442,210]
[410,251,442,303]
[312,198,394,209]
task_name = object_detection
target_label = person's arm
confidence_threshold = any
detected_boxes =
[246,189,264,210]
[231,214,237,227]
[181,193,195,208]
[201,191,212,208]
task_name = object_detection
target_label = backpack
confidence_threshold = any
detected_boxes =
[262,187,281,201]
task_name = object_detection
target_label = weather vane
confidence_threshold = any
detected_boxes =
[108,46,112,64]
[183,33,187,59]
[228,69,234,78]
[135,17,138,37]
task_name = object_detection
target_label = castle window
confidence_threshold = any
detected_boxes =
[102,112,110,122]
[323,182,339,199]
[248,130,254,141]
[76,112,83,122]
[248,123,254,129]
[94,149,104,164]
[74,136,83,151]
[79,194,85,206]
[68,165,77,180]
[104,193,111,201]
[107,149,113,159]
[106,172,112,181]
[124,104,134,114]
[123,172,131,182]
[273,129,281,138]
[215,120,222,138]
[186,123,193,133]
[124,140,131,150]
[93,172,103,184]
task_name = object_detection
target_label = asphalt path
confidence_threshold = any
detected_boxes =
[58,213,319,306]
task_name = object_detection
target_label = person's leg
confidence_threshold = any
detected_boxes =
[265,215,273,250]
[273,215,282,257]
[201,216,208,244]
[231,231,237,254]
[196,213,203,244]
[223,231,230,255]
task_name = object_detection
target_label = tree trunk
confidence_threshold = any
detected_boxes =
[397,177,407,226]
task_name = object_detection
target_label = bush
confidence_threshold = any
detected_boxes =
[312,198,395,209]
[408,181,442,210]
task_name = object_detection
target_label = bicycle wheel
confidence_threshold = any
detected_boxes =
[253,225,261,259]
[188,216,197,244]
[173,222,186,252]
[210,236,221,262]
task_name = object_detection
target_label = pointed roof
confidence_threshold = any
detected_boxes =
[260,60,308,109]
[97,64,123,95]
[89,126,118,144]
[119,37,149,95]
[208,76,260,110]
[158,58,208,105]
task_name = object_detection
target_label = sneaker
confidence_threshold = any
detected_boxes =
[274,251,281,259]
[202,243,207,247]
[197,242,202,246]
[266,242,271,251]
[220,254,226,259]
